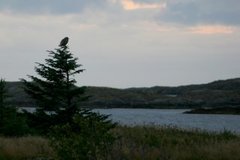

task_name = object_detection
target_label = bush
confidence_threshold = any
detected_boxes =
[0,107,31,137]
[49,109,116,160]
[0,78,31,137]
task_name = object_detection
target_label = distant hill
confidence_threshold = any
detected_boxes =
[5,78,240,109]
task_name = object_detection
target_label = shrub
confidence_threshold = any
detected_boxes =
[49,109,116,160]
[0,79,31,137]
[0,107,31,137]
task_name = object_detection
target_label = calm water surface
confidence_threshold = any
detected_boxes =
[94,109,240,133]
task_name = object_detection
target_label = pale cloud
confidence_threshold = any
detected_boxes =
[107,0,118,3]
[127,21,176,32]
[158,0,240,26]
[121,0,166,10]
[0,0,109,14]
[189,25,234,34]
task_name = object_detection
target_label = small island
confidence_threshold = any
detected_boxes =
[185,107,240,115]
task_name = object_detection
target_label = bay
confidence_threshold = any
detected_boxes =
[94,108,240,133]
[20,107,240,133]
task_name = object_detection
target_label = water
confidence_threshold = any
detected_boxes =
[21,107,240,133]
[94,108,240,133]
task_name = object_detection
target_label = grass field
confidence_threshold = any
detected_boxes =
[0,126,240,160]
[0,136,53,160]
[110,126,240,160]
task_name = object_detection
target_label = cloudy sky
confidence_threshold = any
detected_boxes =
[0,0,240,88]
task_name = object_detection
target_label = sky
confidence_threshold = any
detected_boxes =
[0,0,240,88]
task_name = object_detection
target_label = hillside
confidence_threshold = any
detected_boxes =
[5,78,240,109]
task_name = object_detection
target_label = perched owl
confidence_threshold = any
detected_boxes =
[59,37,69,47]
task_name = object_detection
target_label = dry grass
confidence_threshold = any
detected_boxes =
[0,136,54,160]
[1,127,240,160]
[168,140,240,160]
[109,126,240,160]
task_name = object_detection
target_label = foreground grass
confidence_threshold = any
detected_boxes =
[0,136,54,160]
[110,126,240,160]
[1,126,240,160]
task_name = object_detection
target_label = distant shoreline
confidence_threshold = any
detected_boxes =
[185,107,240,115]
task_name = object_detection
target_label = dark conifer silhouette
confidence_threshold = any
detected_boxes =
[0,79,7,124]
[22,37,86,132]
[21,38,116,158]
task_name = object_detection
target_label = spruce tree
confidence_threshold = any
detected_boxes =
[0,79,8,124]
[22,38,117,156]
[0,79,30,136]
[22,38,86,131]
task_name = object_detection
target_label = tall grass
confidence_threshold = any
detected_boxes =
[110,126,240,160]
[0,126,240,160]
[0,136,54,160]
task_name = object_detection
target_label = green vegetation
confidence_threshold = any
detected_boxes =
[0,79,30,137]
[1,126,240,160]
[50,110,116,160]
[0,79,8,110]
[110,126,240,160]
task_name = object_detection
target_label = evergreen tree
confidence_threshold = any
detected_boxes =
[21,38,86,131]
[0,78,8,124]
[22,38,117,157]
[0,79,30,136]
